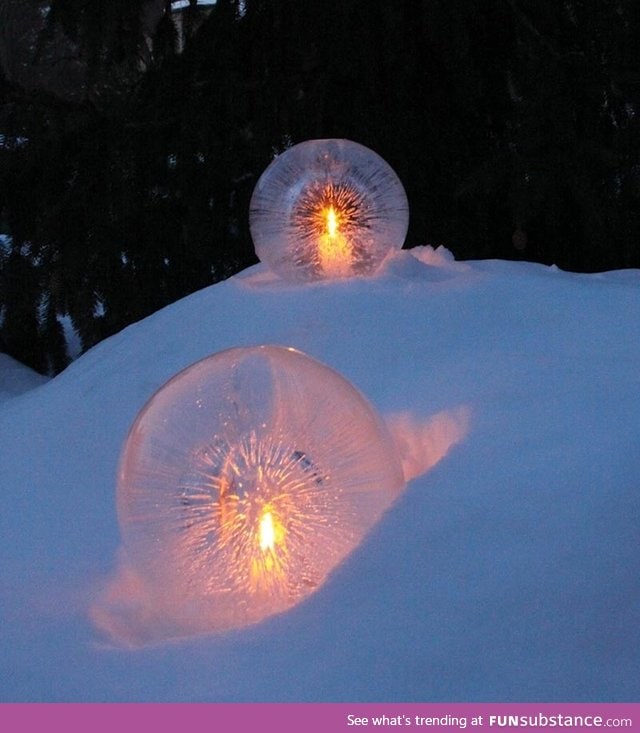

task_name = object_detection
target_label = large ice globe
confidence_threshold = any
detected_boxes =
[250,139,409,281]
[116,345,404,634]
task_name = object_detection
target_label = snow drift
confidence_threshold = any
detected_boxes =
[0,246,638,702]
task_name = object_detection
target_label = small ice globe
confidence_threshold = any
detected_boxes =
[250,139,409,281]
[116,345,404,633]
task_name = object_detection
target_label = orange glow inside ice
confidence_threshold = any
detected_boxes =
[326,205,339,238]
[259,509,276,552]
[250,504,288,592]
[317,203,352,276]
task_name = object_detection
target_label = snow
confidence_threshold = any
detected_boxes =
[57,314,83,361]
[0,247,638,702]
[171,0,217,9]
[0,354,49,401]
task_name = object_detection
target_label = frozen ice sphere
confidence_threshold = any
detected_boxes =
[116,345,404,634]
[250,139,409,281]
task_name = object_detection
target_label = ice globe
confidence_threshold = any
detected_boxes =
[116,345,404,634]
[249,139,409,281]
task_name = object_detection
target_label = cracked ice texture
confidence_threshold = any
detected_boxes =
[250,139,409,282]
[109,346,404,641]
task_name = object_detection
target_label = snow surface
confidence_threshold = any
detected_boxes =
[0,354,49,401]
[0,247,638,702]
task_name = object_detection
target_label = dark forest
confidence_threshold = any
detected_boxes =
[1,0,639,374]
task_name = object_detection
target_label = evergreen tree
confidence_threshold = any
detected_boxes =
[1,0,639,373]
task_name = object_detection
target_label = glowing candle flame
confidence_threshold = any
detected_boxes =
[259,509,276,552]
[318,202,352,277]
[252,504,287,591]
[326,205,338,238]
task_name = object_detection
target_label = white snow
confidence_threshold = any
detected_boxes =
[0,247,638,702]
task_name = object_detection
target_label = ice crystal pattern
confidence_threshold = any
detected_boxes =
[117,346,404,632]
[250,139,409,282]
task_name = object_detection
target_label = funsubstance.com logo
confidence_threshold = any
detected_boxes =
[488,714,632,728]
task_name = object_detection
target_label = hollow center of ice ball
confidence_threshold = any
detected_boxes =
[258,509,275,552]
[178,432,330,595]
[292,180,371,277]
[257,506,286,560]
[317,204,352,276]
[326,205,338,238]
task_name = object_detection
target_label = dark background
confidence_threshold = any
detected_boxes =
[1,0,639,374]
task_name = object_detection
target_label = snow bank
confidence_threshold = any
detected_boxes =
[0,354,48,402]
[0,247,638,702]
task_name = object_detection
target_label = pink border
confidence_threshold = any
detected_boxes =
[1,703,638,733]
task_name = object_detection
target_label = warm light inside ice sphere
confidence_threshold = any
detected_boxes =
[259,509,276,552]
[249,139,409,281]
[116,346,404,634]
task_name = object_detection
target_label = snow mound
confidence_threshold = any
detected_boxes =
[0,353,48,402]
[0,248,638,702]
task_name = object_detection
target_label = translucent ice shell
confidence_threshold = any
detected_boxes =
[249,139,409,281]
[116,346,404,634]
